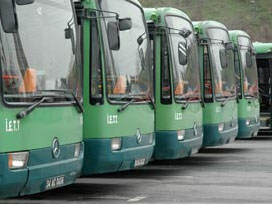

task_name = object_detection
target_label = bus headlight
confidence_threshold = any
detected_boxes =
[177,130,185,141]
[149,134,154,144]
[111,138,122,151]
[218,123,224,132]
[74,143,81,158]
[246,120,251,126]
[8,152,29,169]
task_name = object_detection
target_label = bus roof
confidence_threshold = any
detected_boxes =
[144,7,191,25]
[253,42,272,54]
[229,30,251,45]
[193,21,228,38]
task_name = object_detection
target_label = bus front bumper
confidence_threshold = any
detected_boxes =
[154,127,203,160]
[82,133,155,175]
[203,122,238,147]
[0,142,83,198]
[237,118,260,139]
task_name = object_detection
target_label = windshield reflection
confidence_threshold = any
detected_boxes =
[165,16,201,102]
[0,0,81,104]
[238,36,258,97]
[207,28,236,98]
[99,0,153,102]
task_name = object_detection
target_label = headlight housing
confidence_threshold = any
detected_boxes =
[149,134,154,144]
[8,152,29,169]
[74,143,81,158]
[218,123,224,132]
[177,130,185,141]
[246,119,251,126]
[111,138,122,151]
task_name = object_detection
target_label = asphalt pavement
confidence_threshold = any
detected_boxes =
[2,136,272,203]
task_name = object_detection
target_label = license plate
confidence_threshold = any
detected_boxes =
[135,158,146,167]
[45,175,65,190]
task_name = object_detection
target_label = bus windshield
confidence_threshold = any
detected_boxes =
[99,0,153,102]
[238,36,258,97]
[0,0,81,104]
[207,28,236,99]
[166,16,201,102]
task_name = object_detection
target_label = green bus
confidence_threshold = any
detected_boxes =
[78,0,155,174]
[229,30,260,138]
[253,42,272,132]
[193,21,238,147]
[144,8,203,160]
[0,0,83,198]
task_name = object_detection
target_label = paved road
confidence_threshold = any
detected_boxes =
[2,136,272,203]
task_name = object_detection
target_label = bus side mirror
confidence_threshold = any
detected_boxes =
[0,0,34,33]
[119,18,132,31]
[0,0,18,33]
[179,29,192,38]
[220,49,228,68]
[178,42,187,65]
[107,21,120,50]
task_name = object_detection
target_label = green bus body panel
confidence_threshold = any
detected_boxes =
[82,0,154,174]
[144,8,203,160]
[193,21,238,147]
[229,30,260,138]
[84,104,154,139]
[156,103,202,130]
[203,100,237,125]
[0,106,83,153]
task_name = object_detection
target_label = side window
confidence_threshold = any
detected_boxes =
[90,17,103,105]
[161,33,172,104]
[234,50,242,98]
[203,45,213,102]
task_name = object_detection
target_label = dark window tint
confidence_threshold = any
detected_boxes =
[203,45,213,102]
[90,17,103,105]
[234,50,242,98]
[161,33,172,104]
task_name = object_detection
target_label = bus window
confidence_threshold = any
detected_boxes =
[90,16,103,105]
[203,45,213,101]
[234,50,242,98]
[161,33,172,104]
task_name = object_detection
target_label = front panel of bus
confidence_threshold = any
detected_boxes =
[0,0,83,198]
[233,35,260,138]
[82,0,154,175]
[197,24,238,147]
[147,9,203,160]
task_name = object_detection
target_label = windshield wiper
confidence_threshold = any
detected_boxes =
[131,93,155,110]
[182,96,198,110]
[117,98,136,113]
[221,95,232,107]
[39,90,84,113]
[16,97,50,119]
[117,93,155,113]
[146,94,155,110]
[64,91,84,113]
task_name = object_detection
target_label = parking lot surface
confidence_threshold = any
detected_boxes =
[2,136,272,203]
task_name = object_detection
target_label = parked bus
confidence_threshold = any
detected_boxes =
[253,42,272,133]
[0,0,83,198]
[229,30,260,138]
[77,0,155,174]
[193,21,238,147]
[144,8,203,160]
